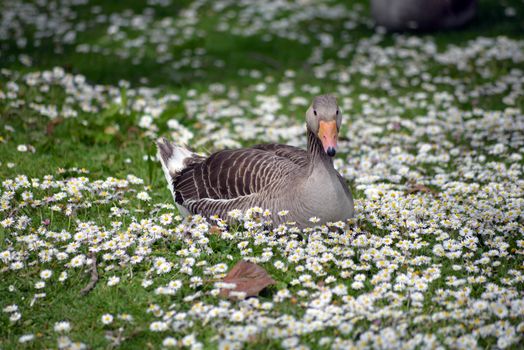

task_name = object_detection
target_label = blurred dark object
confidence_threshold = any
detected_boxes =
[371,0,477,31]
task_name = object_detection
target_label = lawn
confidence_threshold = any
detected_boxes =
[1,0,523,349]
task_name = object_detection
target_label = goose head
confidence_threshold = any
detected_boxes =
[306,95,341,157]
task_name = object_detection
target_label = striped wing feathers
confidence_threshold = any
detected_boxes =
[173,146,304,212]
[252,144,309,167]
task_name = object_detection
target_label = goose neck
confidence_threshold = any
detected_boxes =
[307,128,333,169]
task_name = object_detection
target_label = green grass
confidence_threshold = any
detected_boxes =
[1,0,524,349]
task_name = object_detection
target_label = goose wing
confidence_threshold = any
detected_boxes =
[173,146,306,216]
[252,144,309,167]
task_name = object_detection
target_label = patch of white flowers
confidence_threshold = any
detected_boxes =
[1,0,524,348]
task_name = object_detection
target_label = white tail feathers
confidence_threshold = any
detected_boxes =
[156,138,194,217]
[156,137,193,183]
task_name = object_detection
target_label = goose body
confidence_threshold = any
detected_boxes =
[371,0,477,31]
[157,95,354,228]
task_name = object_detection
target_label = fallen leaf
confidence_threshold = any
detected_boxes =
[219,261,275,300]
[46,117,64,136]
[406,183,439,196]
[209,225,222,235]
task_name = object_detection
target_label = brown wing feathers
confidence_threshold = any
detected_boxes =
[172,147,303,213]
[253,144,309,167]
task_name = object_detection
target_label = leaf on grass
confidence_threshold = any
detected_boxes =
[406,183,439,196]
[219,260,275,300]
[209,225,222,235]
[46,117,64,136]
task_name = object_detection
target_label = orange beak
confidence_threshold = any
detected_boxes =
[318,120,338,157]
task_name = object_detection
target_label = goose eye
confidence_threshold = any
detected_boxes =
[313,110,317,116]
[336,110,339,116]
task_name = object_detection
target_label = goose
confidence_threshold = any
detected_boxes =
[371,0,477,31]
[157,95,354,228]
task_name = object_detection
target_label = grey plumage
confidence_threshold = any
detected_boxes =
[157,95,354,228]
[371,0,477,31]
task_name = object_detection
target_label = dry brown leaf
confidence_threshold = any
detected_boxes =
[209,225,222,235]
[46,117,64,136]
[406,183,439,196]
[219,261,275,300]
